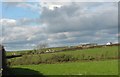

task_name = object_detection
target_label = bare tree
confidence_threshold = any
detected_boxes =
[35,42,48,53]
[37,42,48,49]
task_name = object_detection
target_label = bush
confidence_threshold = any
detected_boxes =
[8,55,42,65]
[8,54,98,65]
[51,54,78,62]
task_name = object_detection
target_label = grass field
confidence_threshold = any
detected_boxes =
[6,46,66,56]
[6,46,119,75]
[40,46,118,60]
[6,50,33,56]
[7,46,118,65]
[9,60,118,75]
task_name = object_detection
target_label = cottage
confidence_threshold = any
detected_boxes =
[46,49,55,53]
[46,50,49,53]
[106,42,112,45]
[78,43,97,48]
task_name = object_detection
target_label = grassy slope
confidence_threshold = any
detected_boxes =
[7,46,118,65]
[6,50,32,56]
[40,46,118,59]
[7,46,118,57]
[11,60,118,75]
[6,47,66,56]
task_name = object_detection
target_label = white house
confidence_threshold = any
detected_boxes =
[106,42,112,45]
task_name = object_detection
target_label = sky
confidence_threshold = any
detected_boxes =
[0,0,119,51]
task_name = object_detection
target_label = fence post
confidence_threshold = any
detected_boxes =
[0,45,2,76]
[0,45,7,76]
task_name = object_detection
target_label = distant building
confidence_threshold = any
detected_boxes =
[106,42,112,45]
[78,43,97,47]
[86,43,97,46]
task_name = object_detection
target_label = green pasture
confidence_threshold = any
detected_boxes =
[9,60,118,75]
[40,46,118,59]
[7,46,118,65]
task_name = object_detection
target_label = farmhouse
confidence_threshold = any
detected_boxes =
[46,49,55,53]
[106,42,112,45]
[78,43,97,48]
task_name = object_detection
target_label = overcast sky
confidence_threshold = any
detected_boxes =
[0,0,119,51]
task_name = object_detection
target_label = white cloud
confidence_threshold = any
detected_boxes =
[39,2,67,11]
[2,0,119,2]
[40,2,118,33]
[0,18,17,26]
[3,25,46,43]
[1,2,118,50]
[37,0,119,2]
[16,3,35,8]
[16,3,41,11]
[3,0,26,2]
[1,18,47,47]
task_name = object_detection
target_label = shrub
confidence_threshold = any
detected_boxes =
[51,54,78,62]
[8,55,42,65]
